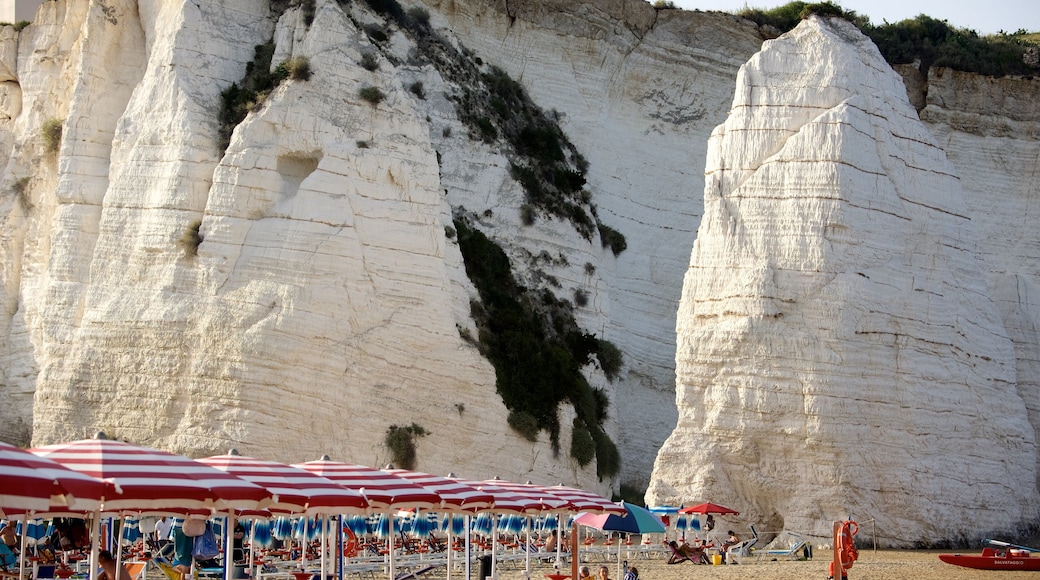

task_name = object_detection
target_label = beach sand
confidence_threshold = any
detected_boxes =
[450,548,1039,580]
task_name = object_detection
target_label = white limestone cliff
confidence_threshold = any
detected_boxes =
[0,0,618,490]
[646,16,1040,545]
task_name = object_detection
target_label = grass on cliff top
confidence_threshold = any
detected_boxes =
[736,1,1039,77]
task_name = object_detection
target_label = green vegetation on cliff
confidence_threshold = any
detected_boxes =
[737,2,1039,77]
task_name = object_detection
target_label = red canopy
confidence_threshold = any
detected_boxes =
[32,433,271,513]
[198,450,368,515]
[679,502,739,515]
[293,456,441,510]
[0,441,105,515]
[473,477,568,514]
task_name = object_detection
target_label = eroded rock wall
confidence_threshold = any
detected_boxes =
[647,16,1040,545]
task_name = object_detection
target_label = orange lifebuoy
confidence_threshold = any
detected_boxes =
[343,528,359,558]
[829,520,859,579]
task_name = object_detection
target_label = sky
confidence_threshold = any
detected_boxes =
[668,0,1040,35]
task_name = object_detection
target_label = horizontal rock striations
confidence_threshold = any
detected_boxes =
[647,16,1040,545]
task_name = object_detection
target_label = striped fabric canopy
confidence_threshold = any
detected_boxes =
[480,478,571,513]
[384,468,494,513]
[450,477,558,514]
[31,433,271,512]
[292,456,441,510]
[199,450,368,515]
[543,484,625,515]
[0,441,105,514]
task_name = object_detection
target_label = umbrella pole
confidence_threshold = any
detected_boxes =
[337,517,343,580]
[18,513,29,580]
[616,534,621,580]
[320,514,327,580]
[523,518,531,580]
[464,515,471,580]
[446,527,452,580]
[88,508,101,580]
[115,516,126,580]
[569,527,578,580]
[300,518,307,570]
[224,511,235,580]
[249,520,256,580]
[386,511,395,580]
[490,517,497,579]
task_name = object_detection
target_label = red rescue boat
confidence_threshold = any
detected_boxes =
[939,540,1040,571]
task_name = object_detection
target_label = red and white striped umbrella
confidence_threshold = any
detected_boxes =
[384,468,494,513]
[293,456,441,510]
[31,433,271,512]
[543,484,625,515]
[0,441,105,515]
[199,450,368,515]
[477,477,570,514]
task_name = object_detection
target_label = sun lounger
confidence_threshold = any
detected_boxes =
[762,531,811,561]
[724,526,758,565]
[393,564,438,580]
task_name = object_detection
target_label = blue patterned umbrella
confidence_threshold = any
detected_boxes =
[448,514,466,536]
[472,512,493,535]
[253,520,273,547]
[500,515,525,535]
[273,517,293,540]
[540,515,558,532]
[675,515,688,531]
[344,515,367,536]
[121,518,141,544]
[410,512,431,537]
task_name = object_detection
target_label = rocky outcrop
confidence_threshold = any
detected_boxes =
[647,16,1040,545]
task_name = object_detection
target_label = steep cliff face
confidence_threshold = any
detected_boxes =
[647,16,1040,545]
[918,68,1040,494]
[0,0,766,491]
[0,0,627,489]
[429,0,763,487]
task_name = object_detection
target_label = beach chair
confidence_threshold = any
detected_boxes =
[0,544,16,573]
[725,526,758,565]
[665,544,690,565]
[762,531,810,561]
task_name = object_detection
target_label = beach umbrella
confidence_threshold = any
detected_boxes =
[0,441,104,515]
[273,516,294,539]
[33,433,270,580]
[293,457,441,510]
[409,511,431,537]
[32,434,271,513]
[252,519,273,547]
[294,457,442,580]
[199,451,368,515]
[472,512,494,535]
[344,515,368,536]
[544,485,625,515]
[574,502,666,579]
[200,451,369,580]
[678,502,739,515]
[384,469,493,513]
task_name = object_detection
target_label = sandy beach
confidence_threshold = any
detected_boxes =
[444,548,1040,580]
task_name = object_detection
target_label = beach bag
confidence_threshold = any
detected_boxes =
[182,517,207,538]
[192,523,220,560]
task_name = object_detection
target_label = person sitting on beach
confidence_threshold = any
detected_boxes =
[721,531,740,563]
[622,566,638,580]
[596,566,611,580]
[578,566,592,580]
[667,540,705,564]
[0,521,19,552]
[98,550,133,580]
